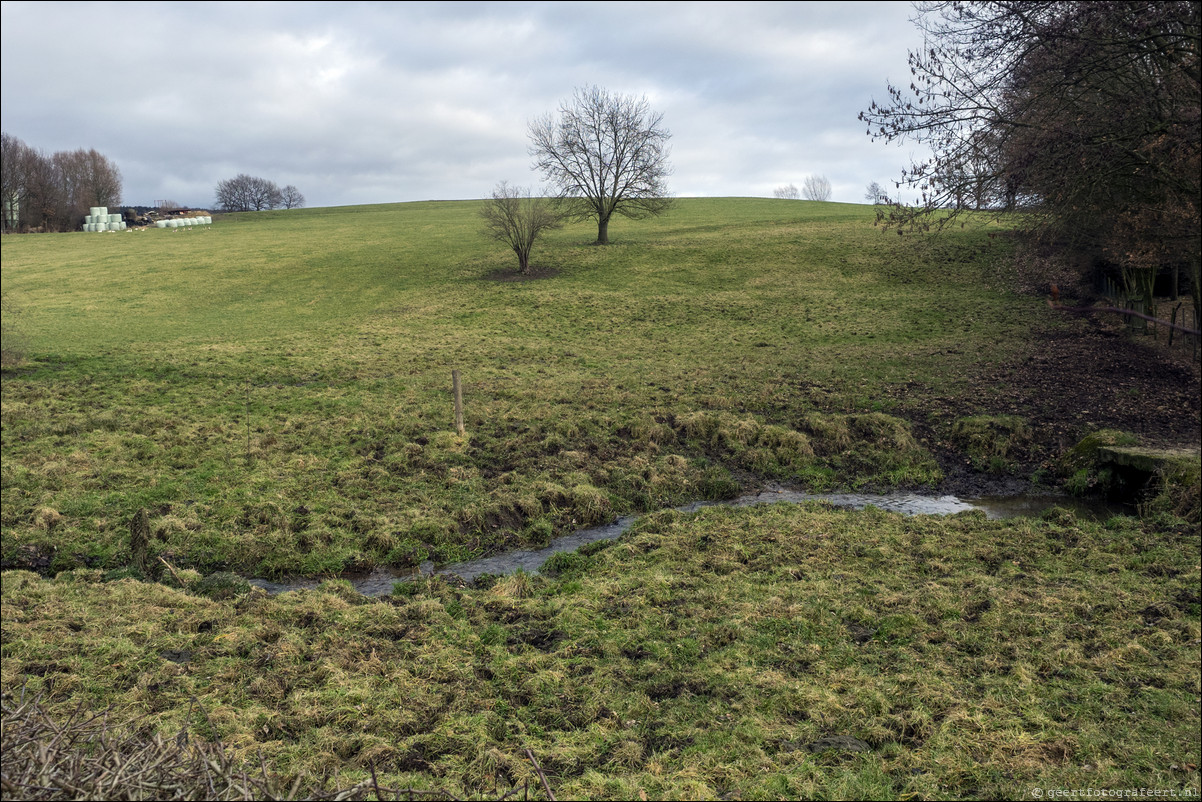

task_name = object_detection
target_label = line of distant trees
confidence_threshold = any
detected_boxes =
[773,176,833,202]
[214,174,304,212]
[1,132,123,233]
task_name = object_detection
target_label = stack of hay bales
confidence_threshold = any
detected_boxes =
[83,207,126,232]
[154,214,212,229]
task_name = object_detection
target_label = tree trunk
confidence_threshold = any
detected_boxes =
[596,217,609,245]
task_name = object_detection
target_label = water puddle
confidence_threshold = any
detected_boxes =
[247,486,1127,597]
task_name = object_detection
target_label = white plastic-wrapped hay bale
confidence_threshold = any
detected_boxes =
[155,220,167,228]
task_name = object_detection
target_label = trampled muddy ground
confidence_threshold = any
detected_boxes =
[902,312,1201,496]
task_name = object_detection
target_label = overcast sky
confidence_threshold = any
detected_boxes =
[1,1,930,209]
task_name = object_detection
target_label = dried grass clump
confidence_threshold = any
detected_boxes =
[1,694,556,801]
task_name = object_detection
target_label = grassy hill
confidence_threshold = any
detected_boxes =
[1,199,1198,799]
[1,198,1034,575]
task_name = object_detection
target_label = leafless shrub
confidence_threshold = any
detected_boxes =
[480,182,563,274]
[801,175,832,201]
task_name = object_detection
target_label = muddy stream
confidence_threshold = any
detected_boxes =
[247,486,1126,597]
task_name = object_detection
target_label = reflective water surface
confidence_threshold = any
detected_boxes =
[247,486,1127,597]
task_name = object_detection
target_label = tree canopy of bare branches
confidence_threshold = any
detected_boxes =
[1,133,122,232]
[802,175,832,202]
[479,182,563,274]
[858,1,1200,298]
[279,185,305,210]
[773,184,800,200]
[214,174,288,212]
[529,85,673,245]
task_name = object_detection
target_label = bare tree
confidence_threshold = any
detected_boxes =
[802,175,832,201]
[279,185,305,210]
[51,150,87,228]
[256,177,283,211]
[214,176,244,212]
[20,145,64,231]
[865,181,885,205]
[529,85,672,245]
[479,182,563,274]
[773,184,800,200]
[215,174,282,212]
[859,1,1200,324]
[79,149,122,209]
[859,2,1198,231]
[1,133,30,231]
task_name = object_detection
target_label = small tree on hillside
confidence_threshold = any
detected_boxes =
[479,182,563,274]
[773,184,800,200]
[802,175,832,201]
[865,181,885,205]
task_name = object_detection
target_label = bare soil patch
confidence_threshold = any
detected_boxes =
[900,313,1200,495]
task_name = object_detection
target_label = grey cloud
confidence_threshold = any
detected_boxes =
[2,1,927,208]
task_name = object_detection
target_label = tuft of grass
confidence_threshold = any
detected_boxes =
[951,414,1034,473]
[1142,456,1201,526]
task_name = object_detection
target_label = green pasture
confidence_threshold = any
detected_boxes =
[2,199,1198,799]
[2,198,1030,577]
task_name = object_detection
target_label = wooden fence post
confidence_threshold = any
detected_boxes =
[452,370,465,436]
